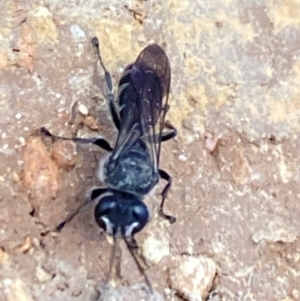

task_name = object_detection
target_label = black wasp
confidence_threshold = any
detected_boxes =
[41,37,177,292]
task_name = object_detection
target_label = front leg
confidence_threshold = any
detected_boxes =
[55,187,111,231]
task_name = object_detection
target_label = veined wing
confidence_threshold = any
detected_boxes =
[112,44,171,170]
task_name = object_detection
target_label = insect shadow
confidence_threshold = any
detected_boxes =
[40,37,177,293]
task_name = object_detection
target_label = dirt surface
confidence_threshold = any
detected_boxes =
[1,0,300,300]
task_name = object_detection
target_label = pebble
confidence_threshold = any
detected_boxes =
[70,24,86,39]
[84,115,99,130]
[19,137,26,146]
[19,236,31,253]
[15,113,22,119]
[78,104,89,116]
[168,255,216,301]
[35,266,52,282]
[205,133,222,153]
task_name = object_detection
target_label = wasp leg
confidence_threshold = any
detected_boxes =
[91,37,121,131]
[161,130,177,142]
[54,187,110,232]
[161,122,177,142]
[40,127,113,151]
[108,95,120,131]
[148,122,177,143]
[106,236,122,284]
[158,169,176,224]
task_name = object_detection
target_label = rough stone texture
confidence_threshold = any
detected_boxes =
[168,255,216,301]
[4,278,34,301]
[141,221,171,265]
[51,140,77,169]
[22,137,58,209]
[1,0,300,300]
[99,284,164,301]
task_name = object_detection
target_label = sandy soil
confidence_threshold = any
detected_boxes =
[0,1,300,300]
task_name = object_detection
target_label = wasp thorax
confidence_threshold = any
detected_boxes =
[94,192,149,237]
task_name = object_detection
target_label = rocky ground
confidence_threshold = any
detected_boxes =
[0,0,300,300]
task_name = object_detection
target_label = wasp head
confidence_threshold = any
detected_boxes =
[94,191,149,237]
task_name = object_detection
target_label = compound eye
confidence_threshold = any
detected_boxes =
[96,217,107,232]
[94,197,115,231]
[131,202,149,234]
[96,197,115,216]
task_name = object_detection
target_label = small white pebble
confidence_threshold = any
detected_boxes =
[15,113,22,119]
[57,108,65,113]
[178,154,187,161]
[17,160,24,166]
[205,134,222,153]
[4,278,12,286]
[19,137,25,145]
[1,132,7,139]
[23,127,29,131]
[78,104,89,116]
[70,24,86,39]
[164,288,173,298]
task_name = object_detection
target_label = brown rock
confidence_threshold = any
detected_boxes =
[27,6,58,45]
[23,137,58,208]
[231,150,252,185]
[84,115,99,130]
[51,140,77,169]
[15,22,37,72]
[168,255,216,301]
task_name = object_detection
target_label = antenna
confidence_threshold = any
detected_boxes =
[91,37,120,130]
[91,37,113,93]
[122,234,153,294]
[106,235,119,284]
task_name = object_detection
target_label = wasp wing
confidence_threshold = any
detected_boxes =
[112,44,171,169]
